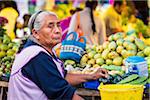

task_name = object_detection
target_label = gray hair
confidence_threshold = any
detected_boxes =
[28,11,58,32]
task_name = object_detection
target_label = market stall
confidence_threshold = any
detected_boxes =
[0,1,149,100]
[0,20,149,100]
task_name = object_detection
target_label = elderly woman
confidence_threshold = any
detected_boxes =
[8,11,108,100]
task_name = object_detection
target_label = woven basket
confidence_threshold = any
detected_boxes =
[60,32,86,62]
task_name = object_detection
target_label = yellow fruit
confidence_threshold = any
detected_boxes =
[6,49,15,56]
[0,51,6,58]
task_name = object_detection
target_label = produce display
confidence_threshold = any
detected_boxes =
[64,32,150,86]
[65,33,150,70]
[0,25,20,81]
[0,2,149,100]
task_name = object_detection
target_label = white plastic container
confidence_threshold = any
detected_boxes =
[125,56,148,77]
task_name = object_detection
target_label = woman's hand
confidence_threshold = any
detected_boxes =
[91,68,108,80]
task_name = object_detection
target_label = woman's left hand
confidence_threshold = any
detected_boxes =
[91,68,108,80]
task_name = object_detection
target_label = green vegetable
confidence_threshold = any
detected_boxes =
[112,74,123,84]
[117,74,139,84]
[129,76,147,85]
[101,65,122,71]
[147,78,150,83]
[139,79,148,85]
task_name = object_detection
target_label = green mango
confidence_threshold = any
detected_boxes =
[116,46,124,54]
[108,51,119,59]
[108,35,114,42]
[137,51,145,57]
[106,59,113,65]
[113,57,123,66]
[144,46,150,56]
[3,35,11,44]
[102,41,109,49]
[7,49,15,56]
[108,41,117,51]
[0,44,8,51]
[116,39,124,46]
[96,58,104,65]
[113,32,124,41]
[135,38,146,50]
[102,49,110,59]
[0,51,6,58]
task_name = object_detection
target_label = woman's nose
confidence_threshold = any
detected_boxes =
[54,25,61,34]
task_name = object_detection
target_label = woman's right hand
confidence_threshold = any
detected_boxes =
[91,68,108,80]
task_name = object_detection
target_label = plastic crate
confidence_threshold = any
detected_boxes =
[83,80,100,90]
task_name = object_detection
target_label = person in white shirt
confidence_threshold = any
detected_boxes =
[68,0,106,45]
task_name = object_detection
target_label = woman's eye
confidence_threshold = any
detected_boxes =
[57,24,61,27]
[48,24,54,28]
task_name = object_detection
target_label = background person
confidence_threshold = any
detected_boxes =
[103,0,124,37]
[68,0,106,45]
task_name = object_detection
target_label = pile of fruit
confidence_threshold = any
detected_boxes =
[64,32,150,77]
[80,32,150,71]
[0,26,20,81]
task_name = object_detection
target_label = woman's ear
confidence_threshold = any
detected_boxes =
[32,29,39,39]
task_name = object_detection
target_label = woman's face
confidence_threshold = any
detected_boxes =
[35,15,62,48]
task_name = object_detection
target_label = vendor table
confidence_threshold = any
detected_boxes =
[76,88,100,100]
[0,81,149,100]
[0,81,8,100]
